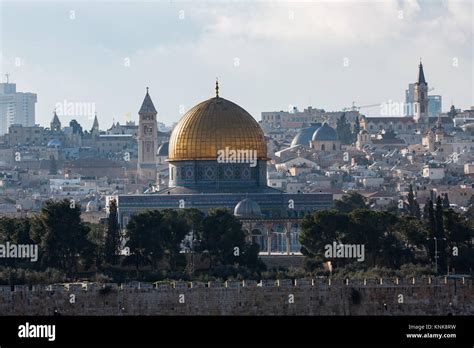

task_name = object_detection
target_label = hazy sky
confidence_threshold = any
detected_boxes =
[1,0,472,130]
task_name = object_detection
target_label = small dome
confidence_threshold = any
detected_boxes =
[312,123,338,141]
[157,142,169,156]
[85,200,97,212]
[234,198,262,218]
[47,139,62,148]
[290,123,321,147]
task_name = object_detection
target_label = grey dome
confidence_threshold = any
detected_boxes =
[312,123,338,141]
[234,198,262,218]
[157,142,169,156]
[86,200,97,212]
[47,139,62,148]
[291,123,321,147]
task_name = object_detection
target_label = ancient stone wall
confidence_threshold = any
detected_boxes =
[0,278,472,315]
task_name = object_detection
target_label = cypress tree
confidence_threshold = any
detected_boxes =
[104,199,120,264]
[442,193,450,209]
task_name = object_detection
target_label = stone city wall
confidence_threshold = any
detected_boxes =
[0,278,472,315]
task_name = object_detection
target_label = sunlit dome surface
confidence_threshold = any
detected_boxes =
[168,96,267,161]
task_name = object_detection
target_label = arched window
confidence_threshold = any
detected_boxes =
[332,143,336,151]
[321,144,325,151]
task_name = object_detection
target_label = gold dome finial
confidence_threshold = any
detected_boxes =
[215,78,219,98]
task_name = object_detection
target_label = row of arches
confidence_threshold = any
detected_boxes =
[242,221,302,255]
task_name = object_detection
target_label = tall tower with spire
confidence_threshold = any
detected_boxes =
[413,60,429,129]
[91,112,100,138]
[50,110,61,132]
[91,112,99,132]
[137,87,158,183]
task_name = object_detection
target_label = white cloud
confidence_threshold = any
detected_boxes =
[3,0,472,127]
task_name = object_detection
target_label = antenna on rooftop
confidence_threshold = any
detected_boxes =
[5,73,9,83]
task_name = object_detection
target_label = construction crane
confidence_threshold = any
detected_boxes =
[342,101,381,112]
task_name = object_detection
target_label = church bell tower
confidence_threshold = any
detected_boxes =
[413,60,429,129]
[137,87,158,183]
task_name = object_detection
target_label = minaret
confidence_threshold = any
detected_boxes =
[413,60,429,129]
[137,87,158,183]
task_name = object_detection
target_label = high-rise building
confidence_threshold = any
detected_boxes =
[137,88,158,183]
[428,95,442,118]
[405,83,415,116]
[0,81,37,135]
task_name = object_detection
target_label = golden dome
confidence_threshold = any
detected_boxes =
[168,96,267,161]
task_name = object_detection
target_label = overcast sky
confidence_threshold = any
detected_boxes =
[1,0,472,130]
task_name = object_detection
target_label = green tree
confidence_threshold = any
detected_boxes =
[407,185,415,214]
[392,216,428,250]
[442,193,450,209]
[334,192,367,213]
[162,209,191,271]
[336,113,353,144]
[31,199,95,277]
[299,210,349,266]
[0,217,33,268]
[123,210,164,273]
[443,209,473,274]
[85,222,106,269]
[424,199,436,262]
[349,210,398,267]
[198,208,259,269]
[104,199,120,265]
[407,185,421,218]
[434,196,447,273]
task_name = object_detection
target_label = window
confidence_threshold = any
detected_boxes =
[321,144,325,151]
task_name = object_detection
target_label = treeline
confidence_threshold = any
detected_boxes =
[0,193,472,284]
[120,206,263,278]
[301,192,473,275]
[0,199,264,284]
